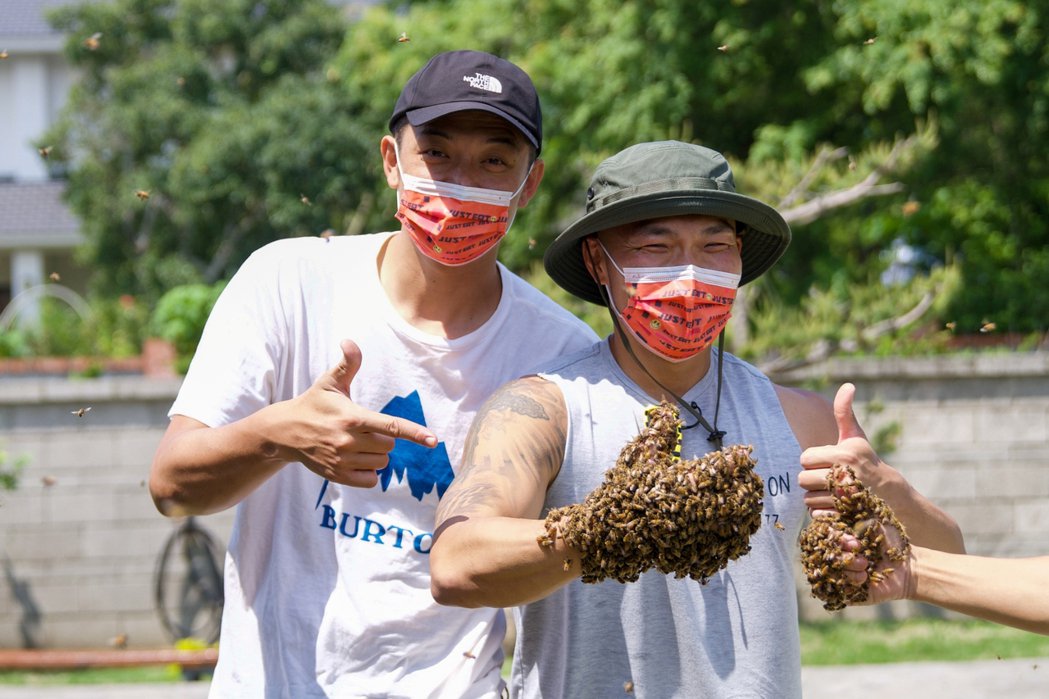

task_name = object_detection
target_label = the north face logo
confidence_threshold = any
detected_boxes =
[463,73,502,94]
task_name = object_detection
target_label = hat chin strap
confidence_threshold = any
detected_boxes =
[597,283,727,450]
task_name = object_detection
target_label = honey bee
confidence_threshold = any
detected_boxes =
[462,651,476,659]
[774,521,785,530]
[72,407,92,417]
[41,475,58,487]
[49,272,61,282]
[624,680,634,693]
[0,50,8,60]
[319,229,335,241]
[863,37,877,45]
[300,194,312,206]
[38,146,52,159]
[945,321,957,331]
[397,32,410,43]
[716,45,729,53]
[901,200,920,216]
[980,321,996,333]
[83,33,102,51]
[135,189,150,201]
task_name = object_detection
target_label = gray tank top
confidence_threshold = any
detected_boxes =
[511,340,805,699]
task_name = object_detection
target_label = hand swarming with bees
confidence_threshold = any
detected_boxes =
[537,401,765,584]
[799,463,911,611]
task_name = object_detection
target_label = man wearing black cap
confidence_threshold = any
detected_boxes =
[430,141,963,697]
[150,50,595,697]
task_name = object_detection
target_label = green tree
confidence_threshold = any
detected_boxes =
[48,0,1047,362]
[45,0,370,304]
[798,0,1049,335]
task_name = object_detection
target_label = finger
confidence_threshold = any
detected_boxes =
[798,467,831,490]
[357,410,437,448]
[803,488,833,507]
[833,382,868,443]
[332,469,381,489]
[843,569,867,585]
[338,451,394,471]
[799,445,843,470]
[318,339,363,396]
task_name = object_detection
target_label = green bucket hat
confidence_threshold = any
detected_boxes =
[544,140,791,305]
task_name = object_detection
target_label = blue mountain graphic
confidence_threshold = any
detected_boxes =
[376,391,454,501]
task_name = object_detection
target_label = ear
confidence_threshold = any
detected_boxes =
[380,135,400,190]
[516,158,545,209]
[581,236,610,286]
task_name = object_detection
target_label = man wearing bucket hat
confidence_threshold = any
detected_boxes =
[150,50,595,697]
[430,141,963,697]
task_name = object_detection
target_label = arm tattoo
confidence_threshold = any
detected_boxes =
[486,388,550,420]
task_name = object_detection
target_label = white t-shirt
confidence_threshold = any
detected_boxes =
[171,232,597,698]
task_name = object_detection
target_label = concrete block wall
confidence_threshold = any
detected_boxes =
[773,353,1049,622]
[1,352,1047,646]
[0,376,234,649]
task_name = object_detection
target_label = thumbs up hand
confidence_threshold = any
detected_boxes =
[798,383,888,517]
[274,339,437,488]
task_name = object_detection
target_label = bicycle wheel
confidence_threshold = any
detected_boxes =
[153,517,225,644]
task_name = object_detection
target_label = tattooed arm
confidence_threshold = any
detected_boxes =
[430,375,581,608]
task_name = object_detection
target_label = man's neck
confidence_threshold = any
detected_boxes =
[377,231,504,339]
[607,332,713,402]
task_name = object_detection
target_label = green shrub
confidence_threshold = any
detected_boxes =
[0,442,28,491]
[150,282,227,373]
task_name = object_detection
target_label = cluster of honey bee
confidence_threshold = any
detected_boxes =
[537,401,764,584]
[798,463,910,611]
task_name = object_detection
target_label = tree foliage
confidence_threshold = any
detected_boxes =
[45,0,1049,359]
[45,0,370,303]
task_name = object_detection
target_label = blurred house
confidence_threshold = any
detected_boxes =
[0,0,88,327]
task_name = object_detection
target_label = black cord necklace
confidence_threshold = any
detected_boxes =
[600,285,727,450]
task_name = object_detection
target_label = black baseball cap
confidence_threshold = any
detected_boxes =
[389,50,542,153]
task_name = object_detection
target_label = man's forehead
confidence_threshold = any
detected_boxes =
[417,111,525,143]
[603,215,737,239]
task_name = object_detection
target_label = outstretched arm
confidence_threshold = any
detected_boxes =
[430,376,580,609]
[840,524,1049,636]
[904,548,1049,635]
[149,339,436,517]
[797,383,965,553]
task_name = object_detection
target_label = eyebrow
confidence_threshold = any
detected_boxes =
[628,218,736,238]
[416,124,520,147]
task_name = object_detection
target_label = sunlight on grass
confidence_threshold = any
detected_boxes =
[800,618,1049,666]
[0,665,183,686]
[4,619,1049,686]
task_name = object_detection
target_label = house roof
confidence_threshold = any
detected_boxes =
[0,0,81,37]
[0,180,83,248]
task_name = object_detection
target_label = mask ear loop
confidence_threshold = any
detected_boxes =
[586,240,726,449]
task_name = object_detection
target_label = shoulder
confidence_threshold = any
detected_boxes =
[500,266,599,341]
[532,341,605,377]
[481,375,567,422]
[244,232,391,269]
[773,383,836,450]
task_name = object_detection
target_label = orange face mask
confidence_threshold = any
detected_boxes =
[395,165,530,267]
[601,242,740,362]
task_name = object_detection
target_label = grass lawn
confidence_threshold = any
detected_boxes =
[800,617,1049,666]
[3,619,1049,685]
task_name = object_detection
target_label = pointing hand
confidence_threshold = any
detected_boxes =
[279,339,437,487]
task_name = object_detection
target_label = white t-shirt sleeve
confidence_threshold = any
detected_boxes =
[169,243,290,427]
